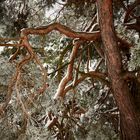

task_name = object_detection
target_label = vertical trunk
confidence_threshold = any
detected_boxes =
[97,0,140,139]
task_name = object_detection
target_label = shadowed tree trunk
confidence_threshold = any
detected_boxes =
[97,0,140,139]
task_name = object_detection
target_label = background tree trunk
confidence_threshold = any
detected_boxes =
[97,0,140,139]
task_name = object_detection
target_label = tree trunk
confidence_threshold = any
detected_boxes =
[97,0,140,139]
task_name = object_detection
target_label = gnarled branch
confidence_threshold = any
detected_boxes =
[63,71,109,97]
[21,23,100,41]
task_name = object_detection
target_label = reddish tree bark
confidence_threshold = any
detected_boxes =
[97,0,140,139]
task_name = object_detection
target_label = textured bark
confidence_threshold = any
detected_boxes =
[21,23,100,41]
[97,0,140,139]
[54,41,81,99]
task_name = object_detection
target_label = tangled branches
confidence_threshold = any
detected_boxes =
[0,22,137,139]
[0,22,136,112]
[0,23,102,138]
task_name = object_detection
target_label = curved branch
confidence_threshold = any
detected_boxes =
[63,71,109,97]
[2,55,32,110]
[54,41,81,99]
[21,23,100,41]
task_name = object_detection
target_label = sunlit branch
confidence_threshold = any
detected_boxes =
[54,40,81,99]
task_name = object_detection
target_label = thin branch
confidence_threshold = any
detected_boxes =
[34,55,48,94]
[92,42,105,59]
[15,72,29,118]
[94,58,103,71]
[0,44,22,47]
[48,62,70,76]
[2,54,32,110]
[84,14,97,31]
[123,0,140,23]
[73,54,82,87]
[15,72,29,136]
[0,37,20,41]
